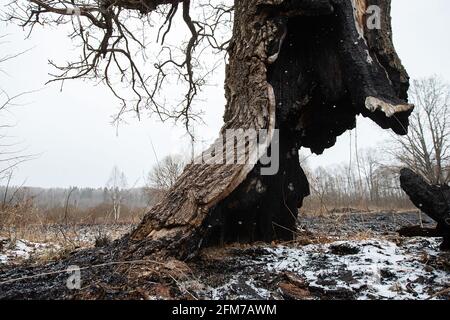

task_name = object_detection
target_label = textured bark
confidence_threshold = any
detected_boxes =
[399,168,450,250]
[122,0,413,260]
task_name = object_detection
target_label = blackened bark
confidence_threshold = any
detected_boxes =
[202,0,414,247]
[398,226,445,238]
[399,168,450,250]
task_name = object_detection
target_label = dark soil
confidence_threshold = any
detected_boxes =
[0,211,448,300]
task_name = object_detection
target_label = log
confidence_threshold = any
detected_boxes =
[399,168,450,250]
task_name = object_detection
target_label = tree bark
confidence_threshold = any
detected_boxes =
[121,0,413,260]
[399,168,450,250]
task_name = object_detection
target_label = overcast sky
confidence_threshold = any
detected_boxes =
[1,0,449,188]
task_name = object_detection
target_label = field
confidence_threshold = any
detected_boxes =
[1,211,448,300]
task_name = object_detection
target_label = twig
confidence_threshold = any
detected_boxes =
[0,259,167,286]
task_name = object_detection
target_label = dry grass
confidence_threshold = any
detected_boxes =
[0,198,145,246]
[301,196,417,216]
[0,195,423,267]
[347,230,377,241]
[0,197,144,266]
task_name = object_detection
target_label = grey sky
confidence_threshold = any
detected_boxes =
[1,0,449,188]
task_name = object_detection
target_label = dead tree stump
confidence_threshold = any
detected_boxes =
[399,168,450,250]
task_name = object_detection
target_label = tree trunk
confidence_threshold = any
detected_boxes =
[399,168,450,250]
[121,0,413,260]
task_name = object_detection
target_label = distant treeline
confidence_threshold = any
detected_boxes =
[0,186,156,209]
[302,153,416,214]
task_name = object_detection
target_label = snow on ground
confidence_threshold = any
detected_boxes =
[197,237,449,300]
[266,238,448,299]
[0,224,133,265]
[0,238,61,265]
[1,218,449,300]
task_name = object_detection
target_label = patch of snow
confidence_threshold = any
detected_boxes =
[205,277,272,300]
[201,237,449,300]
[0,238,61,265]
[264,238,448,300]
[294,239,444,299]
[208,277,239,300]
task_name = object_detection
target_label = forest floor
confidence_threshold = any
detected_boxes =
[0,211,449,300]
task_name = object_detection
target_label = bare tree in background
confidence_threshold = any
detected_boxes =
[148,154,185,190]
[359,148,380,204]
[391,76,450,184]
[106,166,128,222]
[0,34,34,184]
[63,186,77,224]
[303,146,412,213]
[0,36,37,236]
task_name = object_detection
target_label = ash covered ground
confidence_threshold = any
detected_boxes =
[0,212,449,300]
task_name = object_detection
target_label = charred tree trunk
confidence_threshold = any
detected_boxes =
[399,168,450,250]
[121,0,413,260]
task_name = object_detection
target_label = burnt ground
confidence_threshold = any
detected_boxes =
[299,211,437,236]
[0,211,448,300]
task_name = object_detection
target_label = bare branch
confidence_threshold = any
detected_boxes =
[4,0,234,133]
